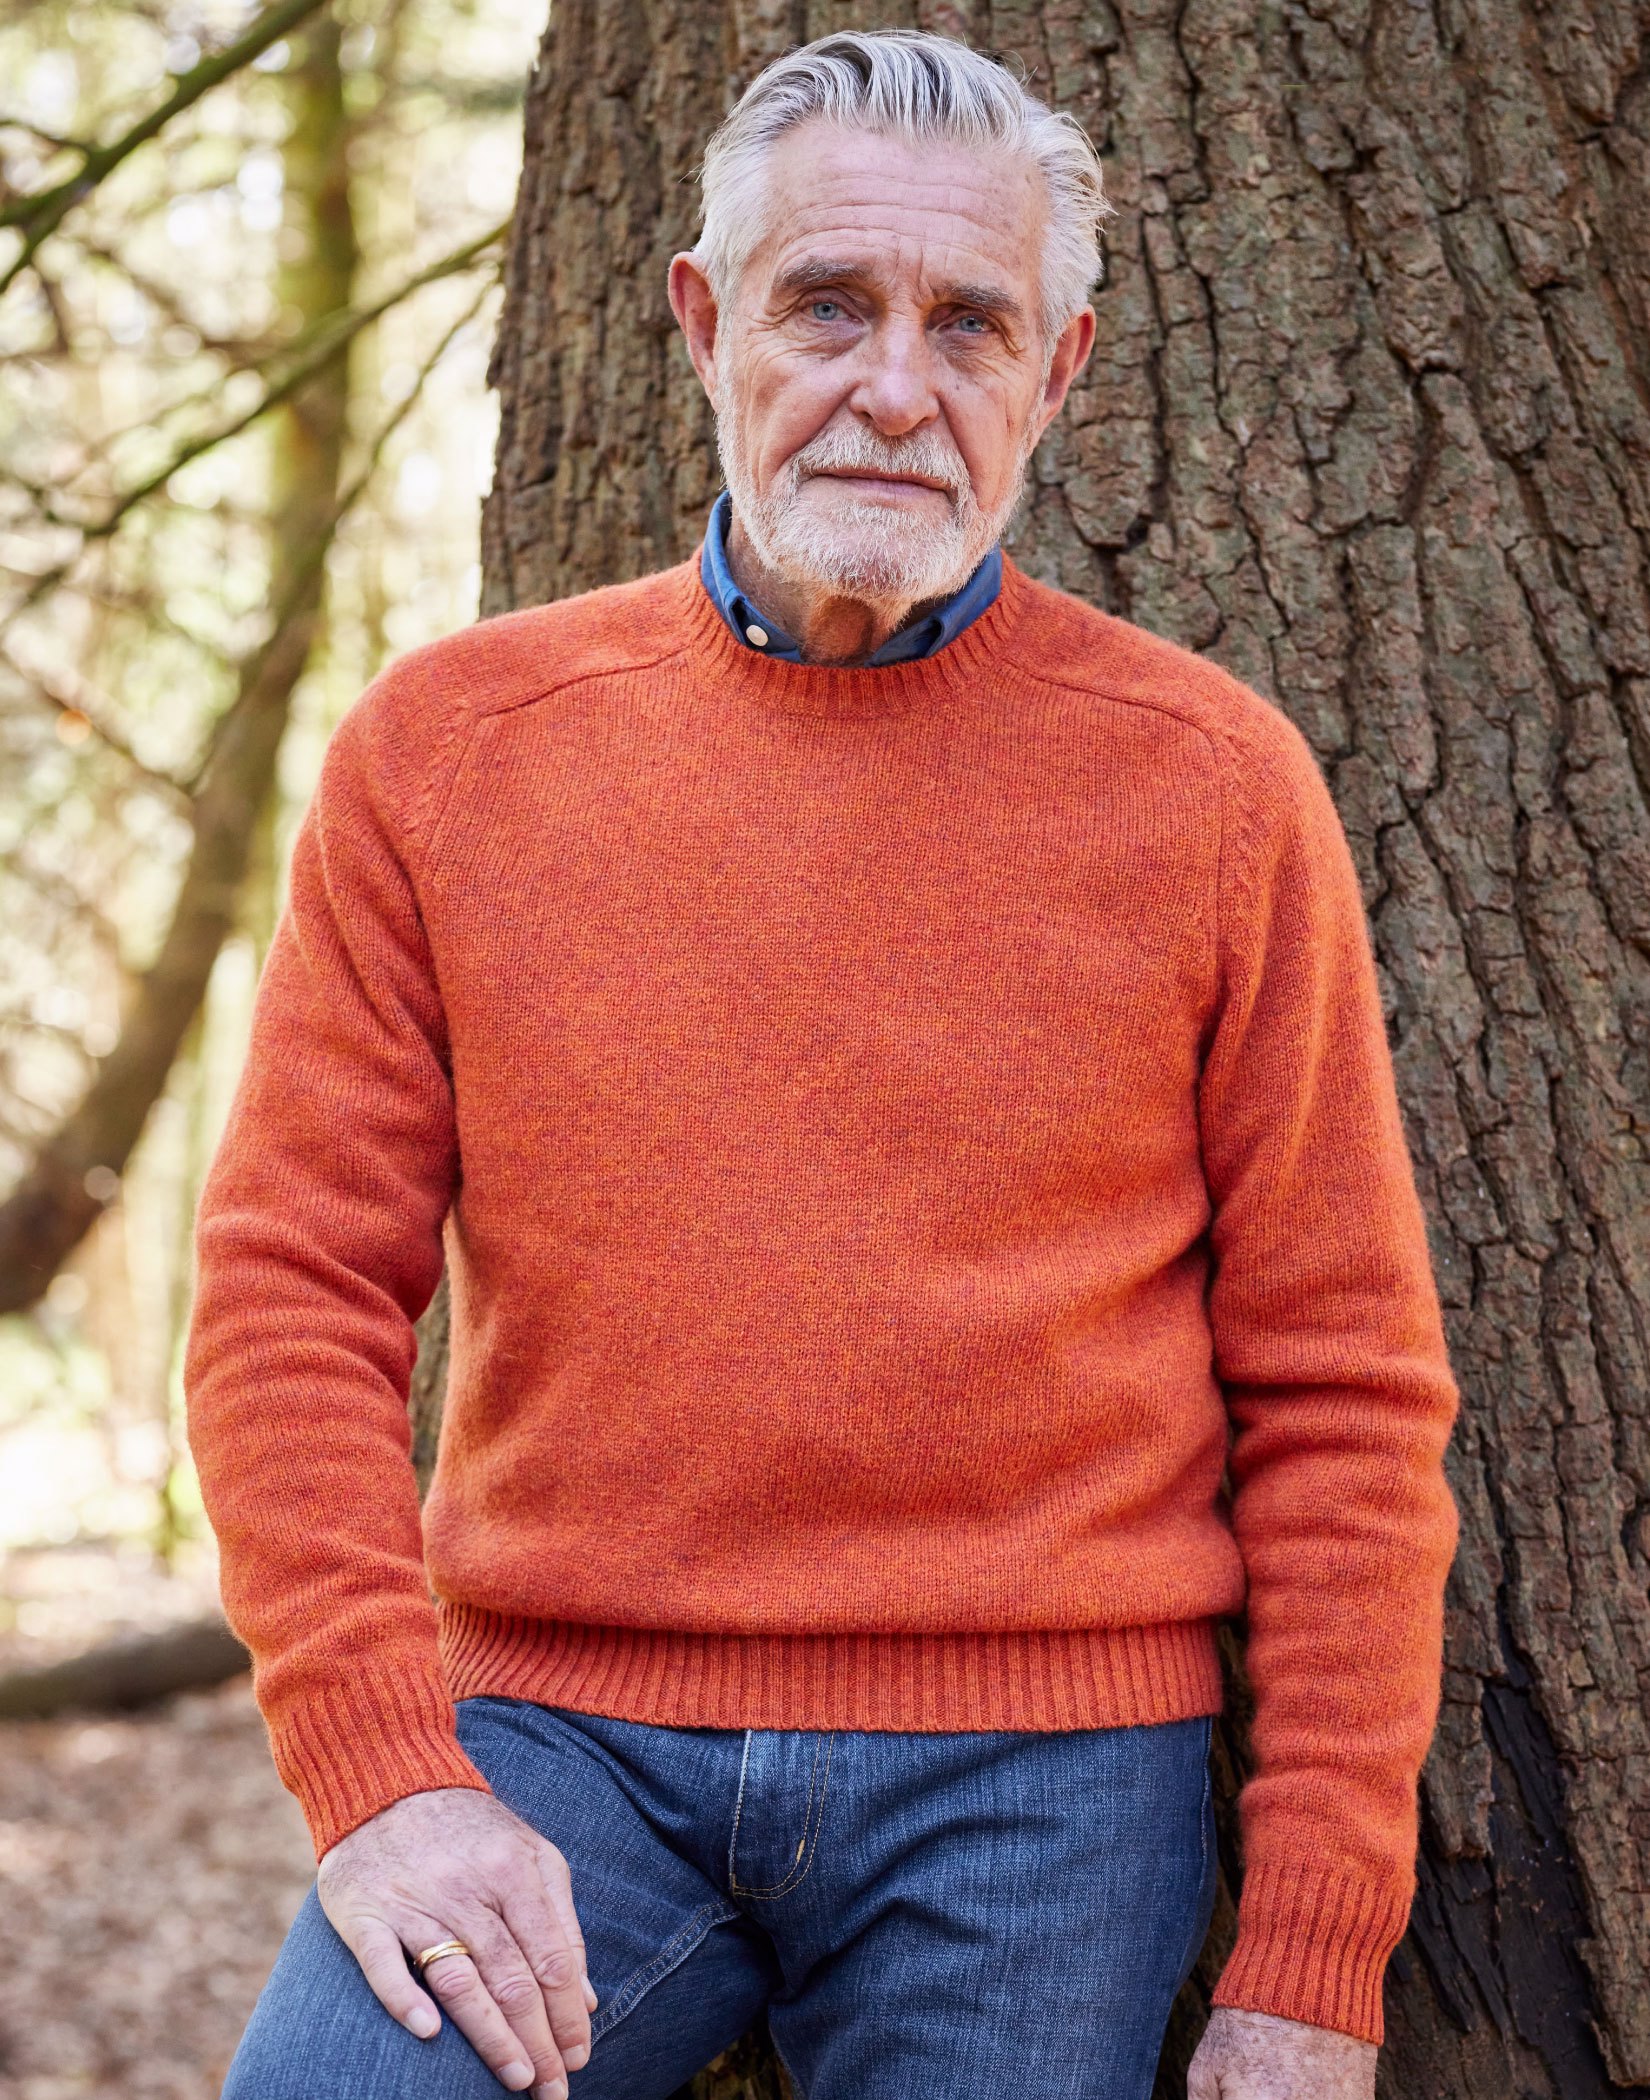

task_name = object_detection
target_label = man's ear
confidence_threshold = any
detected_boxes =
[1032,305,1097,441]
[669,253,721,409]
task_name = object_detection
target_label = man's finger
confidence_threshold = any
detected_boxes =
[419,1935,544,2094]
[536,1838,600,2014]
[503,1856,594,2070]
[451,1907,568,2093]
[331,1913,440,2040]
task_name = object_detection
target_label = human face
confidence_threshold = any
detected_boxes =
[670,120,1094,608]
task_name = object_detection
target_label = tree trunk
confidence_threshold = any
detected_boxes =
[427,3,1650,2092]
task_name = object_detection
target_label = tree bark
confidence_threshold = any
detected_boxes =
[436,3,1650,2092]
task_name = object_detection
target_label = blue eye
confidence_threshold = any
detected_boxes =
[810,299,843,321]
[955,313,989,334]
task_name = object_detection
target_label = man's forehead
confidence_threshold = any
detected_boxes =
[747,120,1045,299]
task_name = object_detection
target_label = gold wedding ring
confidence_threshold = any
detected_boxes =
[414,1938,471,1970]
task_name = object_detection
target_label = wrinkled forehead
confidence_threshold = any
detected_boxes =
[738,118,1048,312]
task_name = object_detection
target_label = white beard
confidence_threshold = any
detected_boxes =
[715,395,1037,608]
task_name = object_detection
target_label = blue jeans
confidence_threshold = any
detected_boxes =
[224,1696,1217,2099]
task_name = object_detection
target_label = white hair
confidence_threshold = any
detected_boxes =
[693,28,1115,343]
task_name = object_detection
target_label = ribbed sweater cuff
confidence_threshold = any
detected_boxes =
[1211,1857,1414,2044]
[268,1662,493,1860]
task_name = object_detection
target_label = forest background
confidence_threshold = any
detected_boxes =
[4,2,1650,2099]
[0,0,537,2092]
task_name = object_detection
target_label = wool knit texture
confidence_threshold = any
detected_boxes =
[184,552,1460,2046]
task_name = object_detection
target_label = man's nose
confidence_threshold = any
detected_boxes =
[846,319,940,437]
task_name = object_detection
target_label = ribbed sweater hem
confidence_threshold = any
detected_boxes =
[435,1603,1226,1733]
[1212,1856,1415,2045]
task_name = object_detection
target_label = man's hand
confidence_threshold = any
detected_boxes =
[1187,2007,1377,2099]
[316,1786,598,2099]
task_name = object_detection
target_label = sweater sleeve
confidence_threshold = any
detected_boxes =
[1198,704,1460,2044]
[183,676,490,1859]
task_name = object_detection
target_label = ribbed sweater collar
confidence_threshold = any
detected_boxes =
[670,545,1035,718]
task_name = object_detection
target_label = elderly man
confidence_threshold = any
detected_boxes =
[189,29,1459,2100]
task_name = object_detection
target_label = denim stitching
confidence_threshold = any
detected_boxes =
[1177,1718,1218,1994]
[587,1895,741,2045]
[726,1730,754,1894]
[756,1731,824,1898]
[729,1730,835,1900]
[731,1731,821,1897]
[1199,1722,1212,1876]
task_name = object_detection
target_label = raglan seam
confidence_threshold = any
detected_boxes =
[411,705,486,890]
[402,694,481,898]
[1009,653,1260,1021]
[467,638,697,720]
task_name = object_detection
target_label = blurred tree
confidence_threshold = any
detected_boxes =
[0,2,508,1318]
[0,9,356,1309]
[417,4,1650,2097]
[0,0,326,295]
[0,0,525,1703]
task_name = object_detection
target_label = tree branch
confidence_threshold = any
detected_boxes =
[0,0,332,294]
[102,221,506,527]
[0,269,498,1313]
[0,644,191,794]
[0,1617,250,1718]
[0,118,99,155]
[0,220,506,636]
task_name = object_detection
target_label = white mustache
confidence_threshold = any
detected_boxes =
[787,428,968,502]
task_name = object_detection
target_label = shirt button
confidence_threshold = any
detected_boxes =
[745,624,769,647]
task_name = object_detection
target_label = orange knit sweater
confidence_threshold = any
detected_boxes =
[184,552,1459,2044]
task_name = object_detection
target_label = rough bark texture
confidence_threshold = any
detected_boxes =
[450,2,1650,2092]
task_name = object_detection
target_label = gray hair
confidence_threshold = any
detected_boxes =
[692,29,1115,343]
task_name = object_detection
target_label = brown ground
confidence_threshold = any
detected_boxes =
[0,1550,311,2100]
[0,1681,312,2100]
[0,1551,779,2100]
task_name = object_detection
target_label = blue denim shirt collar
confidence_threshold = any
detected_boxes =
[699,488,1002,667]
